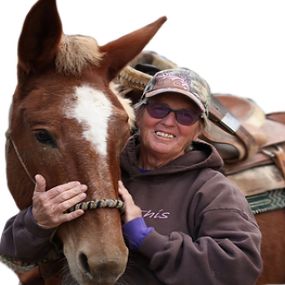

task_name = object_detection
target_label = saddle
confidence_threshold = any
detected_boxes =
[205,94,285,196]
[118,51,285,198]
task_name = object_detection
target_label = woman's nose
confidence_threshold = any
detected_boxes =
[161,111,176,125]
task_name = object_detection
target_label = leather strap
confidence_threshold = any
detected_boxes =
[272,146,285,178]
[208,96,258,161]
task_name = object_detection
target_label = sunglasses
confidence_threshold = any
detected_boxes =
[145,101,202,126]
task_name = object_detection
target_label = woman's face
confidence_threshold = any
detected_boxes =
[137,93,202,164]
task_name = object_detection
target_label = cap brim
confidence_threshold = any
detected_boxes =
[144,88,206,113]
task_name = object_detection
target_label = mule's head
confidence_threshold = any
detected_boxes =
[6,0,166,284]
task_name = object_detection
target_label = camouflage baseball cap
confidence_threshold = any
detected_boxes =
[142,68,210,115]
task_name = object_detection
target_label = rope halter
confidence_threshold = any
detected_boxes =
[7,133,125,214]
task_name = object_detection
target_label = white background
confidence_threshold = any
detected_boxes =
[1,0,285,283]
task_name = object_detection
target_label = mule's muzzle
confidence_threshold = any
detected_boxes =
[79,252,126,285]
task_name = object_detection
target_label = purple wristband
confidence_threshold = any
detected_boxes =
[123,217,154,250]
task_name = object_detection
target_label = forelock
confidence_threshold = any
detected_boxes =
[56,35,104,75]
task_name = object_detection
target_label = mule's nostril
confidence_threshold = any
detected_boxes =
[78,252,125,283]
[79,252,93,280]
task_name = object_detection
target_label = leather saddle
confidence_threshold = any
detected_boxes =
[118,51,285,196]
[205,94,285,195]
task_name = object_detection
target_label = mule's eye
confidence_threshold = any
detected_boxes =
[34,130,57,147]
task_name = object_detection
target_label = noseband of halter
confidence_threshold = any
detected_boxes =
[6,133,125,214]
[66,199,125,213]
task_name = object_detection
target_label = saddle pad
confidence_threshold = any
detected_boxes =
[246,188,285,214]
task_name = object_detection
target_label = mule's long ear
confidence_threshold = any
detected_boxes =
[18,0,62,74]
[100,16,167,81]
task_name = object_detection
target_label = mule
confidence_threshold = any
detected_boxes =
[1,0,166,284]
[118,51,285,285]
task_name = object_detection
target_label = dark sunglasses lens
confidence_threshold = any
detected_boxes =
[146,103,170,119]
[176,110,200,125]
[146,102,201,126]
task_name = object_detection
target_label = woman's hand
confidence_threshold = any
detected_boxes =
[32,174,87,229]
[118,180,142,223]
[118,181,154,250]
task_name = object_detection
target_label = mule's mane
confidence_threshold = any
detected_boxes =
[56,35,103,75]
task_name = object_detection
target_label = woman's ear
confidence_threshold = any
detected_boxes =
[193,122,203,140]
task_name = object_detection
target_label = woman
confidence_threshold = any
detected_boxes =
[0,68,262,284]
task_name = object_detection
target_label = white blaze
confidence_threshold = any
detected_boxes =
[65,85,112,156]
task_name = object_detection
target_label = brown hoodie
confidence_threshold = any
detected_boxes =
[117,135,262,285]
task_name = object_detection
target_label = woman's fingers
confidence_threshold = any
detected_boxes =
[46,181,86,200]
[34,174,46,192]
[118,181,142,222]
[118,180,134,204]
[56,209,85,225]
[52,184,87,204]
[32,175,88,229]
[58,191,87,212]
